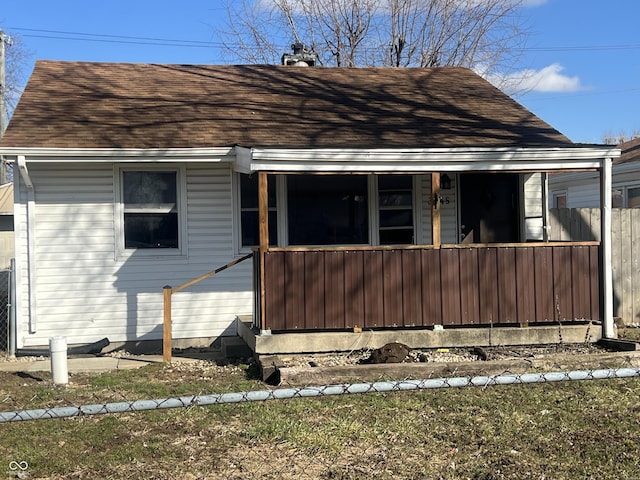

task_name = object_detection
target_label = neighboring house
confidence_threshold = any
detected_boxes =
[549,138,640,209]
[0,60,619,352]
[0,183,14,269]
[548,138,640,326]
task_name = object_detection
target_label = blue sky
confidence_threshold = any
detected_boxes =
[1,0,639,144]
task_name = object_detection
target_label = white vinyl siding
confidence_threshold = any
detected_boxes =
[523,173,544,241]
[419,174,458,244]
[15,162,253,348]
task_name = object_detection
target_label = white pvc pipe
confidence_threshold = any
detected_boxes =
[49,336,68,385]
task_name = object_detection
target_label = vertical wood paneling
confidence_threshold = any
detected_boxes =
[619,210,634,324]
[284,251,305,329]
[515,248,536,323]
[262,244,601,331]
[478,248,498,324]
[421,249,442,326]
[440,249,462,325]
[549,207,640,325]
[324,251,345,329]
[344,250,365,328]
[264,251,286,330]
[589,245,600,320]
[382,250,403,327]
[459,248,480,325]
[363,251,384,327]
[497,248,517,323]
[631,210,640,325]
[402,250,422,326]
[571,246,591,319]
[304,251,325,329]
[533,247,555,321]
[552,246,573,320]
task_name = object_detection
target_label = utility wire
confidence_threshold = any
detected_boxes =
[9,27,640,53]
[10,27,218,45]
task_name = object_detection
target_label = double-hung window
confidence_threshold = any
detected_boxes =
[120,170,181,251]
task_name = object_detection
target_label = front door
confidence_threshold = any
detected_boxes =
[459,173,520,243]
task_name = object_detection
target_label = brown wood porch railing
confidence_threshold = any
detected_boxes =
[162,253,253,362]
[257,243,601,331]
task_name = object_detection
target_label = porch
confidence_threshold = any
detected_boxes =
[256,243,600,331]
[243,242,602,354]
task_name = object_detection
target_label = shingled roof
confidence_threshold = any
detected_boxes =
[1,60,573,150]
[616,138,640,165]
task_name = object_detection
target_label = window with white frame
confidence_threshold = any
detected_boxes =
[378,175,414,245]
[611,184,640,208]
[237,173,417,248]
[121,170,180,249]
[552,191,567,208]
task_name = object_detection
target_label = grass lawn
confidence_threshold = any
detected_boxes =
[1,359,640,479]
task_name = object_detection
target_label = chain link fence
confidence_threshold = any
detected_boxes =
[3,358,640,478]
[0,260,13,357]
[2,367,639,423]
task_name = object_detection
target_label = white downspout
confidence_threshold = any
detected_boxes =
[600,157,614,338]
[17,155,37,333]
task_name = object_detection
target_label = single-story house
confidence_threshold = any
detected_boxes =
[0,60,620,354]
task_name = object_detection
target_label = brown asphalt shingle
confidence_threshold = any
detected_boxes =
[1,60,573,150]
[616,138,640,164]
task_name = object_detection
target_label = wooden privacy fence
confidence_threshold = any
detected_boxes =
[550,208,640,326]
[259,244,600,331]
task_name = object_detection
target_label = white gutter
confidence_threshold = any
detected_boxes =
[0,147,235,162]
[17,155,37,333]
[241,146,621,172]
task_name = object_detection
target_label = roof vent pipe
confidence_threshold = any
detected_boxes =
[281,43,318,67]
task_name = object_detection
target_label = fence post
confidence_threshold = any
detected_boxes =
[163,286,173,363]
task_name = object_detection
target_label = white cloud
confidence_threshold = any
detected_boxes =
[483,63,586,94]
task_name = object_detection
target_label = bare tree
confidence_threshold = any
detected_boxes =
[602,130,640,146]
[2,30,32,126]
[218,0,529,82]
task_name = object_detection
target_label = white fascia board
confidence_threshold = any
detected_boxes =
[0,147,235,163]
[245,146,621,172]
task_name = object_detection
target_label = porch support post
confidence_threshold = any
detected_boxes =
[258,172,269,332]
[600,157,614,338]
[431,173,441,247]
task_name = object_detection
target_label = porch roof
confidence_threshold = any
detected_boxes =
[2,61,576,152]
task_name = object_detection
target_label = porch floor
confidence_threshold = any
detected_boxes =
[236,316,603,356]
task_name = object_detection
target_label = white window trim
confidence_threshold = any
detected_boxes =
[234,172,423,252]
[612,182,640,208]
[551,189,568,208]
[114,164,187,260]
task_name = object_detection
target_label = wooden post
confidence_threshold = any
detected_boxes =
[258,172,269,332]
[431,172,441,248]
[163,286,173,362]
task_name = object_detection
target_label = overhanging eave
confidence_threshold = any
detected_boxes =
[234,146,621,173]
